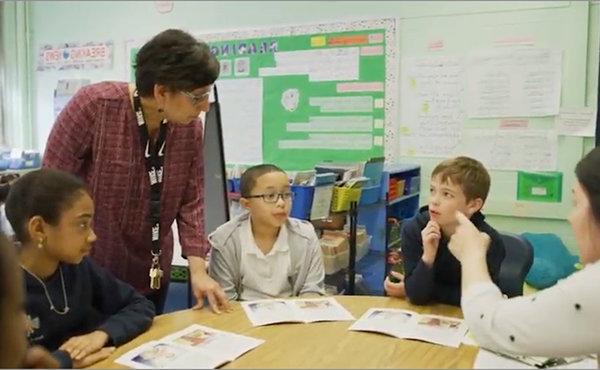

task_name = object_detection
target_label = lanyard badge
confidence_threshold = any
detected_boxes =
[133,90,168,290]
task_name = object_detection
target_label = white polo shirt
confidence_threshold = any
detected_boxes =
[239,218,293,301]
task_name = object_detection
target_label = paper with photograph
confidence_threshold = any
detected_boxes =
[241,297,355,326]
[115,324,264,369]
[349,308,467,348]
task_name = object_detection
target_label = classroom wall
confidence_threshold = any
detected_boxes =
[488,1,600,254]
[486,1,599,253]
[4,0,598,253]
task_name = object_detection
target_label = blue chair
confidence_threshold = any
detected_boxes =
[497,232,534,297]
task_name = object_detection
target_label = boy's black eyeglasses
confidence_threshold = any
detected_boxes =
[244,192,294,203]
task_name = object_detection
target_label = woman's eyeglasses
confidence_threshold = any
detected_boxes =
[181,90,211,105]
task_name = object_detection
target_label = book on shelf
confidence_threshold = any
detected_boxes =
[363,156,384,186]
[115,324,264,369]
[241,297,355,327]
[315,162,364,182]
[292,170,316,186]
[349,308,467,348]
[315,172,337,186]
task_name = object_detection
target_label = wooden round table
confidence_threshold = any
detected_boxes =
[91,295,478,369]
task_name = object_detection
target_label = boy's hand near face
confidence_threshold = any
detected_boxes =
[421,220,441,266]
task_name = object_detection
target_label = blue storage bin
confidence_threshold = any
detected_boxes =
[8,158,25,169]
[231,178,241,193]
[22,151,41,169]
[359,185,381,205]
[0,150,10,170]
[290,185,315,220]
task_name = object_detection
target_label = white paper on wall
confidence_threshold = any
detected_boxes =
[399,55,466,158]
[466,48,562,118]
[458,129,558,171]
[556,107,597,137]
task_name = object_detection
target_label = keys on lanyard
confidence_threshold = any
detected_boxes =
[149,253,163,290]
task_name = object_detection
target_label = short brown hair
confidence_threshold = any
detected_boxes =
[431,156,490,202]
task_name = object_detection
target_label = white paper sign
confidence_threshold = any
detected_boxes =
[466,48,562,118]
[556,107,597,137]
[217,78,263,165]
[459,129,558,171]
[399,55,466,157]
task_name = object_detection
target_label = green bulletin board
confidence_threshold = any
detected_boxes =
[212,31,387,169]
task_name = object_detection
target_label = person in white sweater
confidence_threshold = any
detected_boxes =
[448,146,600,360]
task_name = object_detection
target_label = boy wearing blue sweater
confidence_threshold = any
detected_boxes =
[385,157,505,306]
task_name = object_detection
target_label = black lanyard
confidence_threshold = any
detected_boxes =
[133,90,168,273]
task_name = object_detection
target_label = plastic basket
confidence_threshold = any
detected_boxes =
[331,186,362,212]
[231,178,241,193]
[290,185,315,220]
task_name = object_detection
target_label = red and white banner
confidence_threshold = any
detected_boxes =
[38,41,113,71]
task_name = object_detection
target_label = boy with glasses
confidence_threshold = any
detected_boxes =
[208,164,325,301]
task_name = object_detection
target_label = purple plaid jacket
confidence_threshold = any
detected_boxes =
[43,81,208,294]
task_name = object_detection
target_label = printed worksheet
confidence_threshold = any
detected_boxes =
[349,308,467,348]
[115,324,264,369]
[241,297,355,326]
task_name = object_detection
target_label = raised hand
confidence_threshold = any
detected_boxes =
[421,220,441,266]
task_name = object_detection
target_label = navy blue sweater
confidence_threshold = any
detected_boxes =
[402,206,505,306]
[24,257,155,367]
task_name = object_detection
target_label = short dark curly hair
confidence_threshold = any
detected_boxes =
[135,29,220,97]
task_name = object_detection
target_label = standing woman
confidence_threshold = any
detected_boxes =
[43,29,230,314]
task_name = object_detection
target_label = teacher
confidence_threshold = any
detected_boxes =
[43,29,230,314]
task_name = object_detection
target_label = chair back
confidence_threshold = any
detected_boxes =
[498,232,534,297]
